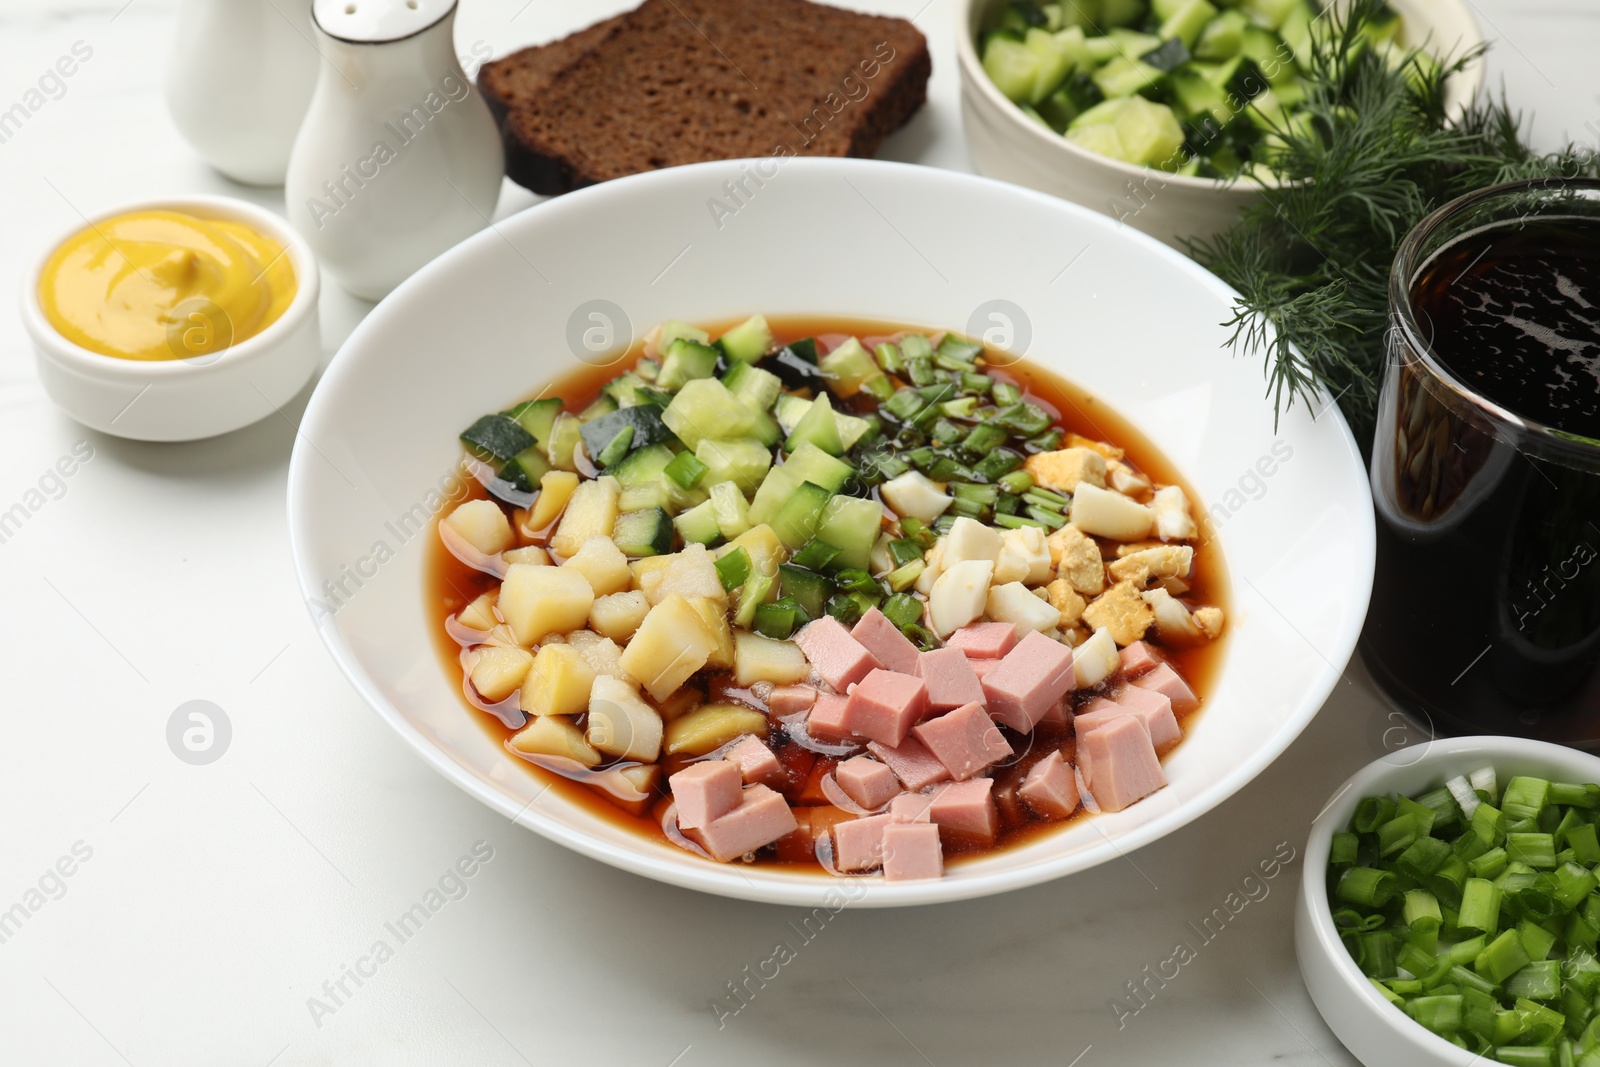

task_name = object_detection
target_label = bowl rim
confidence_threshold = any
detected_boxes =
[1300,735,1600,1063]
[288,154,1376,906]
[951,0,1486,195]
[20,193,321,380]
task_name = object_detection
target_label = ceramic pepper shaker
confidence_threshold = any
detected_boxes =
[165,0,321,186]
[285,0,503,301]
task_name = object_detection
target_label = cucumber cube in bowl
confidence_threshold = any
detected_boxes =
[815,495,885,570]
[613,507,673,557]
[1068,97,1185,167]
[982,36,1043,103]
[785,392,845,456]
[657,338,720,391]
[716,314,774,363]
[695,437,772,494]
[770,482,832,549]
[662,379,759,449]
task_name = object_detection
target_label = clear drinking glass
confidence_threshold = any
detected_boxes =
[1362,179,1600,746]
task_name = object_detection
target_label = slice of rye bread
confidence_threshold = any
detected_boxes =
[476,0,930,195]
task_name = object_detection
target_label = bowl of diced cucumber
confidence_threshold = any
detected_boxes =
[955,0,1483,248]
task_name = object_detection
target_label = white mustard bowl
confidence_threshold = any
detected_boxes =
[21,194,322,442]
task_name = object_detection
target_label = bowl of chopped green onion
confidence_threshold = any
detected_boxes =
[1297,736,1600,1067]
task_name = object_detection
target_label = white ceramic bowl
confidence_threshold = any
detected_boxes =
[956,0,1486,248]
[1297,736,1600,1067]
[21,195,321,442]
[287,156,1374,906]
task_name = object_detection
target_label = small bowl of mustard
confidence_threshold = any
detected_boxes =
[21,194,321,442]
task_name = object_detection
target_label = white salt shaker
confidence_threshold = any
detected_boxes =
[285,0,503,301]
[165,0,320,186]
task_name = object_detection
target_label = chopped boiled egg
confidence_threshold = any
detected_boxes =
[880,470,953,524]
[1069,483,1156,541]
[928,559,993,637]
[986,581,1062,633]
[1151,485,1198,541]
[1072,627,1121,688]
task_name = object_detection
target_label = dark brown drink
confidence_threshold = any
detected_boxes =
[1364,181,1600,746]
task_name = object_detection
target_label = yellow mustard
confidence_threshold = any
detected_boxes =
[39,209,296,362]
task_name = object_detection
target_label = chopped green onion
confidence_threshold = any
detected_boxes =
[991,381,1022,406]
[753,597,799,640]
[1503,777,1551,822]
[1330,832,1360,867]
[994,513,1050,530]
[881,593,922,630]
[899,334,933,361]
[1507,833,1558,870]
[998,470,1035,495]
[1338,867,1398,908]
[886,559,925,593]
[663,450,708,489]
[1355,796,1397,833]
[714,547,751,592]
[789,539,842,571]
[1459,878,1502,935]
[1475,929,1531,984]
[873,341,903,374]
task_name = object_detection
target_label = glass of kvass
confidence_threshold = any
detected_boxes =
[1364,179,1600,746]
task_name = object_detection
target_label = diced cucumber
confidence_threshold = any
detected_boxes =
[1239,25,1294,85]
[1022,27,1080,103]
[815,495,883,571]
[1036,71,1105,130]
[577,404,674,461]
[1100,0,1149,28]
[578,394,617,422]
[460,414,534,462]
[746,466,799,526]
[601,372,656,409]
[716,314,773,363]
[778,564,834,621]
[504,397,563,444]
[1194,9,1249,60]
[662,379,761,450]
[612,507,673,557]
[1159,0,1216,48]
[721,359,782,414]
[658,338,720,391]
[674,500,722,546]
[499,445,551,493]
[785,391,845,456]
[544,412,582,471]
[695,437,772,494]
[1068,97,1185,166]
[770,482,832,550]
[619,483,671,512]
[594,425,634,468]
[775,395,873,450]
[1169,67,1231,124]
[1278,3,1312,72]
[1138,37,1191,73]
[1092,56,1167,98]
[656,320,709,350]
[818,337,881,398]
[1151,0,1188,19]
[611,444,674,488]
[1241,0,1298,31]
[781,442,853,493]
[982,36,1042,103]
[733,573,775,630]
[709,481,752,540]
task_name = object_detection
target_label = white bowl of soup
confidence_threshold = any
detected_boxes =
[287,157,1374,906]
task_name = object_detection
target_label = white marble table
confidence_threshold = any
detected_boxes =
[0,1,1593,1064]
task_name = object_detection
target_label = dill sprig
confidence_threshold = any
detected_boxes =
[1189,0,1598,447]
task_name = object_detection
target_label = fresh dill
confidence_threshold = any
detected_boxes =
[1189,0,1599,447]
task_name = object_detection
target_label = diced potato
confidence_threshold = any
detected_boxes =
[564,536,633,596]
[1044,579,1086,627]
[664,703,768,756]
[1024,447,1107,494]
[619,594,716,701]
[498,563,595,645]
[502,546,550,566]
[600,762,661,816]
[550,476,619,558]
[1081,580,1155,646]
[527,470,581,533]
[880,470,952,523]
[734,630,808,686]
[565,629,636,685]
[994,526,1051,586]
[586,675,663,762]
[942,517,1002,568]
[928,559,993,637]
[1151,485,1198,541]
[1047,523,1106,596]
[443,499,513,556]
[1070,483,1155,541]
[509,714,601,767]
[716,524,786,578]
[986,581,1062,634]
[687,597,735,670]
[655,684,704,723]
[518,643,596,717]
[590,590,651,642]
[482,623,521,648]
[468,645,533,702]
[644,543,725,605]
[1072,627,1121,688]
[630,553,676,593]
[456,592,498,632]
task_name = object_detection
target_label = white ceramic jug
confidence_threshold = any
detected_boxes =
[165,0,320,186]
[284,0,503,301]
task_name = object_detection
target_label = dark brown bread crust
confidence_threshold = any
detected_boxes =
[476,0,930,196]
